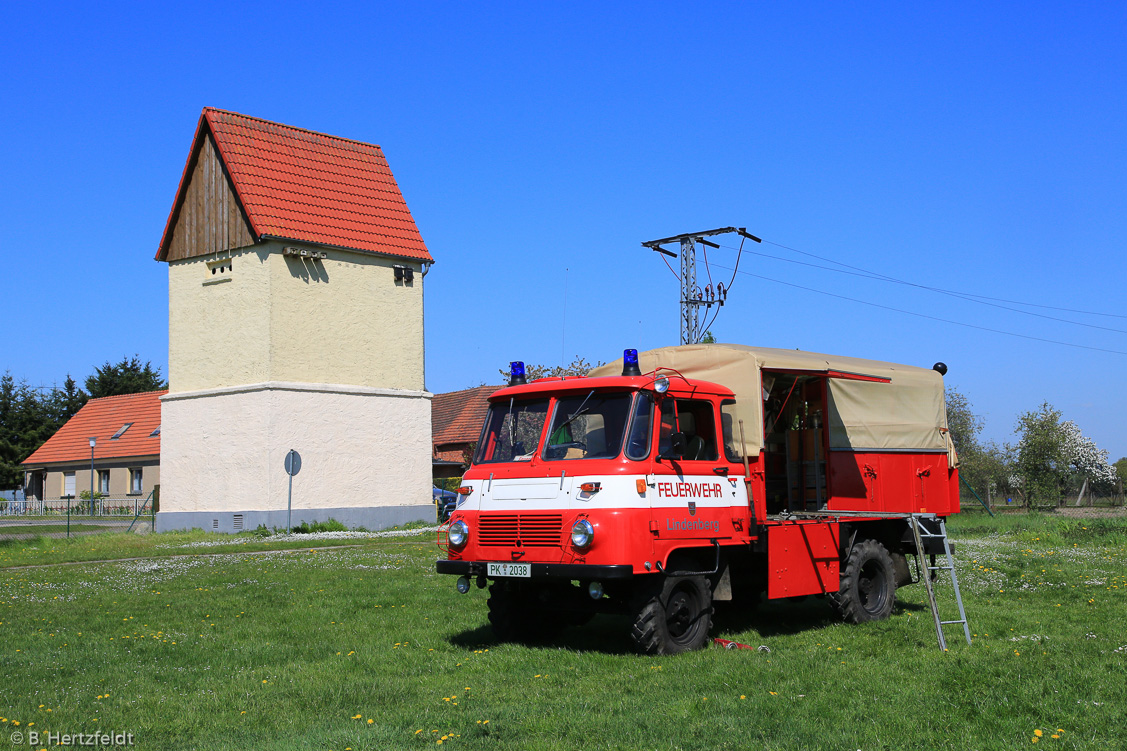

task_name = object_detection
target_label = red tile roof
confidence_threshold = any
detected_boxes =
[21,391,165,466]
[157,108,432,263]
[432,385,503,447]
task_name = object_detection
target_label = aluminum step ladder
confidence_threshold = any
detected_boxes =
[909,514,972,650]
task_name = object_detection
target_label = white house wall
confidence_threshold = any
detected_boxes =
[157,382,433,532]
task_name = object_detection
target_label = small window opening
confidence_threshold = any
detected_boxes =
[111,423,133,440]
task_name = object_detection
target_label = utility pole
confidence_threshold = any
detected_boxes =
[643,226,761,345]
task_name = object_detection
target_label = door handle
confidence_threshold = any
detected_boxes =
[712,467,729,476]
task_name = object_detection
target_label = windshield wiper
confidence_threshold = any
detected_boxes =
[554,390,595,435]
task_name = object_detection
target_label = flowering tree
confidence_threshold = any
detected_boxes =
[1015,402,1116,505]
[1060,420,1117,494]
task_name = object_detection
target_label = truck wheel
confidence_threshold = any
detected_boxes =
[832,539,896,623]
[486,580,561,643]
[630,575,713,655]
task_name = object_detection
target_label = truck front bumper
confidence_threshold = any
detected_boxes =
[436,560,634,580]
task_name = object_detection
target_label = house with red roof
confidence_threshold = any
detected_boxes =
[21,391,165,505]
[432,385,503,478]
[155,108,435,532]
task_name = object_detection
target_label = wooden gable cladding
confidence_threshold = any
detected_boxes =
[164,133,256,262]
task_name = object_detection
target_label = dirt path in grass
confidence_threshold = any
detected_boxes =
[0,539,433,571]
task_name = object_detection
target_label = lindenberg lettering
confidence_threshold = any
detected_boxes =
[667,518,720,532]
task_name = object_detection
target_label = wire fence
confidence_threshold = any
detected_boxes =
[959,489,1125,513]
[0,492,154,542]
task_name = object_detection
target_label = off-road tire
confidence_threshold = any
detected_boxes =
[630,575,713,655]
[831,538,897,623]
[486,580,563,643]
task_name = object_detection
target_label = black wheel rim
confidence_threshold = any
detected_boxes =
[665,585,701,644]
[858,559,888,614]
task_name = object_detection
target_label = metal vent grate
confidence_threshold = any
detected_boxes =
[212,519,219,530]
[479,514,563,547]
[233,514,244,530]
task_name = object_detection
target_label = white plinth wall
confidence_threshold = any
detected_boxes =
[156,382,433,532]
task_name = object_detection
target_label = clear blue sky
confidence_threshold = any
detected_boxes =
[3,1,1125,460]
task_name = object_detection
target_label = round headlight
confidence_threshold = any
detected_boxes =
[570,519,594,549]
[448,520,469,548]
[653,376,670,394]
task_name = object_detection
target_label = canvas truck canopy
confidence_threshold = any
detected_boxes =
[589,344,950,457]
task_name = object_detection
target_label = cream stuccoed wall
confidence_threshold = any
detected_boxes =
[168,240,424,394]
[156,383,433,530]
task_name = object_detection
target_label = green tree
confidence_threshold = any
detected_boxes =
[497,355,603,382]
[85,356,166,398]
[1014,402,1069,507]
[0,371,91,489]
[945,387,1014,502]
[0,373,62,489]
[1115,457,1127,492]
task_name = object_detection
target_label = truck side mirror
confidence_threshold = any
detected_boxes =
[660,431,688,460]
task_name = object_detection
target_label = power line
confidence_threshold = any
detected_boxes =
[712,242,1127,335]
[706,261,1127,357]
[758,238,1127,320]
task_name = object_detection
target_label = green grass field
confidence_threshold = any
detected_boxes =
[1,513,1124,750]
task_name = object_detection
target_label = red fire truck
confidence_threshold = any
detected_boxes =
[437,344,960,654]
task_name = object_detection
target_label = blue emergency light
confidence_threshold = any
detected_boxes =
[509,361,527,386]
[622,348,641,377]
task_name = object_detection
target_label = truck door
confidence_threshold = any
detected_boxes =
[651,397,740,541]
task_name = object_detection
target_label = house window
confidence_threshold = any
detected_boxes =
[150,425,161,437]
[129,469,143,495]
[111,423,133,440]
[98,470,110,495]
[63,471,76,497]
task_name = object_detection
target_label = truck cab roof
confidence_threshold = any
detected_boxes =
[487,374,736,401]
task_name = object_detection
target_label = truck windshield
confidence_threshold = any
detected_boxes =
[542,392,633,461]
[475,398,550,464]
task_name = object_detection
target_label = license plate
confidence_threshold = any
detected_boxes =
[488,562,531,578]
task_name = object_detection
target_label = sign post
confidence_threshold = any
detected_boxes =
[284,449,301,532]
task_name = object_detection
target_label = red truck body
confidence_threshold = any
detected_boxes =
[437,344,959,653]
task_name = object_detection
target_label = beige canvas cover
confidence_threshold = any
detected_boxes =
[589,344,949,457]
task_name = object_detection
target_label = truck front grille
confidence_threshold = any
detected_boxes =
[479,514,563,547]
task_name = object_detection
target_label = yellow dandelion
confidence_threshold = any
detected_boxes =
[352,714,362,720]
[740,695,746,700]
[416,730,424,735]
[367,719,374,725]
[1034,730,1043,737]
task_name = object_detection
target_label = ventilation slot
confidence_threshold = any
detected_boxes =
[212,519,219,530]
[233,514,244,531]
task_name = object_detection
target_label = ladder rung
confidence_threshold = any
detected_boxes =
[940,620,967,625]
